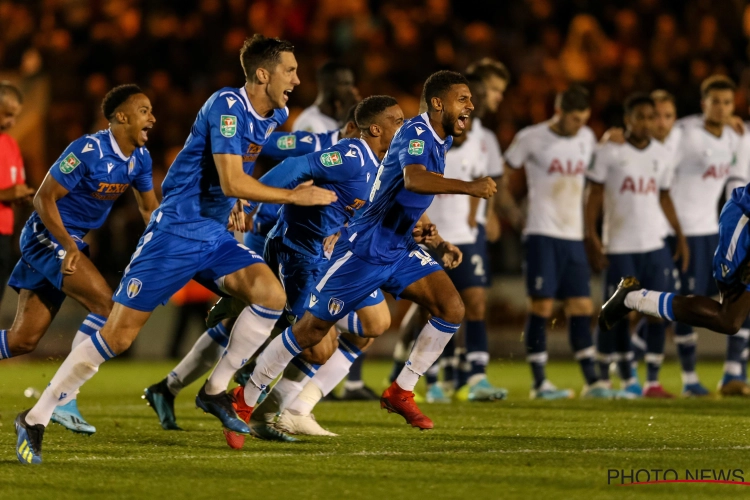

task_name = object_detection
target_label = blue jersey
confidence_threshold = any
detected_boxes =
[252,129,340,232]
[29,129,153,238]
[266,138,380,257]
[158,86,288,240]
[261,129,339,162]
[346,113,452,265]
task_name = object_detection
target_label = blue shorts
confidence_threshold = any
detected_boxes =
[668,234,719,296]
[114,222,265,312]
[714,199,750,293]
[605,247,673,300]
[308,238,442,322]
[8,220,90,309]
[243,220,276,255]
[523,234,591,299]
[264,236,384,322]
[443,225,489,291]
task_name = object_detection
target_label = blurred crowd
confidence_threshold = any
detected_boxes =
[1,0,750,283]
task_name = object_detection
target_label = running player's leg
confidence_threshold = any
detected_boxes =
[1,290,58,358]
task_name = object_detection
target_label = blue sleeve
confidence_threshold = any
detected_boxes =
[261,131,319,161]
[258,155,314,190]
[396,126,437,173]
[133,147,154,192]
[309,143,362,184]
[49,137,93,192]
[207,93,247,156]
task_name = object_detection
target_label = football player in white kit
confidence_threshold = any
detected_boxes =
[505,85,612,399]
[585,93,689,398]
[292,62,359,134]
[424,75,507,402]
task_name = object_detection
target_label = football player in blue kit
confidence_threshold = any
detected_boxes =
[1,85,159,444]
[226,70,497,432]
[216,95,403,447]
[14,35,337,465]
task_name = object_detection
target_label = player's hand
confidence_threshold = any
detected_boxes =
[289,180,338,206]
[467,177,497,199]
[584,235,609,273]
[728,115,745,135]
[61,246,80,275]
[673,234,690,274]
[485,209,501,242]
[228,200,251,232]
[412,221,438,246]
[323,231,340,253]
[438,241,463,269]
[9,184,35,201]
[600,127,625,144]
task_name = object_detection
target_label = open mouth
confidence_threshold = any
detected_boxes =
[140,124,152,142]
[457,114,469,130]
[282,89,293,102]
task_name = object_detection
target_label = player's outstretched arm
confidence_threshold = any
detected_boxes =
[403,164,496,198]
[133,189,159,225]
[659,189,690,273]
[33,174,80,275]
[583,181,608,273]
[214,153,337,206]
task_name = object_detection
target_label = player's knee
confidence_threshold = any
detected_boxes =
[434,292,465,325]
[253,276,286,311]
[464,299,485,321]
[722,315,745,336]
[9,335,41,355]
[360,313,390,338]
[301,342,337,365]
[89,297,114,317]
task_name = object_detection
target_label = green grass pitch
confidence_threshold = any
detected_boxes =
[1,359,749,499]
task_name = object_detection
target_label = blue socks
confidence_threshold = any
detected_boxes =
[0,329,10,359]
[525,314,547,388]
[569,316,598,385]
[645,321,666,383]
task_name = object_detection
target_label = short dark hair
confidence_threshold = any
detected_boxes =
[556,84,590,112]
[651,89,675,105]
[466,58,511,84]
[701,75,736,98]
[317,61,353,84]
[354,95,398,131]
[101,84,143,120]
[342,104,357,126]
[623,92,655,115]
[423,70,469,110]
[0,81,22,104]
[240,34,295,82]
[465,73,485,93]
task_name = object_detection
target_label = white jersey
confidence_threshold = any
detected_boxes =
[474,118,503,225]
[292,105,338,133]
[427,126,488,245]
[670,120,744,236]
[654,126,682,237]
[587,140,672,254]
[504,122,596,240]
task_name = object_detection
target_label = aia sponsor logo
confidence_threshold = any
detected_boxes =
[547,159,586,175]
[619,176,657,194]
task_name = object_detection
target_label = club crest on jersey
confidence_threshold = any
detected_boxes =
[320,152,342,167]
[220,115,237,137]
[60,153,81,174]
[277,135,296,150]
[408,139,425,155]
[128,157,136,174]
[328,297,344,316]
[265,124,276,138]
[126,278,142,298]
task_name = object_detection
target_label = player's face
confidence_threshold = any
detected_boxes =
[452,116,473,147]
[0,95,21,132]
[482,75,507,113]
[559,108,590,136]
[442,84,474,137]
[121,93,155,147]
[625,103,655,141]
[376,104,405,147]
[268,51,300,109]
[653,100,676,141]
[702,89,734,125]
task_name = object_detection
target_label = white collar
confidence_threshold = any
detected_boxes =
[240,86,272,121]
[419,112,445,144]
[108,129,129,161]
[357,138,379,165]
[331,130,340,144]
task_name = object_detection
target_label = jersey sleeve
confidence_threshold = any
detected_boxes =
[586,145,610,184]
[48,137,94,191]
[258,155,313,190]
[308,143,362,184]
[397,126,437,173]
[207,93,248,156]
[133,147,154,192]
[659,156,674,190]
[503,128,530,169]
[261,131,319,161]
[483,128,504,177]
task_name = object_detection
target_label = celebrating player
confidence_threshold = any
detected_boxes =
[13,34,337,465]
[1,84,158,439]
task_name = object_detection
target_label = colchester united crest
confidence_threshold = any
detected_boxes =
[127,278,142,298]
[328,297,344,316]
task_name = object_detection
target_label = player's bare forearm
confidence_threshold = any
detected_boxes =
[583,182,604,240]
[404,165,496,198]
[659,190,684,239]
[33,175,77,250]
[134,189,160,225]
[418,212,444,250]
[468,194,480,227]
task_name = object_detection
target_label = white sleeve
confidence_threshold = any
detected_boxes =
[483,128,503,177]
[659,157,673,190]
[586,145,610,184]
[504,129,529,169]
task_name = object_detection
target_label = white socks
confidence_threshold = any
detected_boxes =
[27,333,115,426]
[624,290,675,321]
[287,382,323,416]
[395,317,460,392]
[311,336,362,396]
[167,325,227,396]
[335,312,364,337]
[244,327,302,406]
[205,305,281,395]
